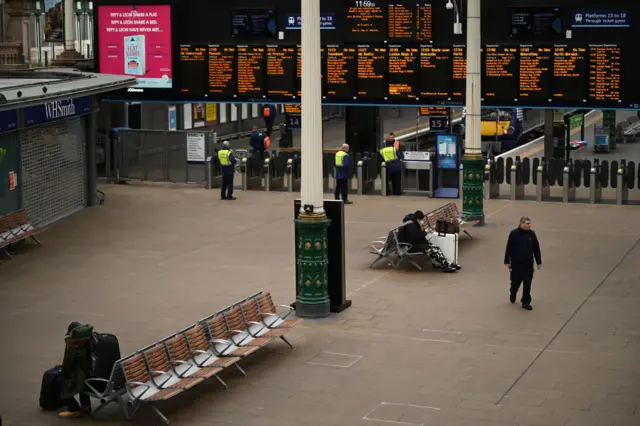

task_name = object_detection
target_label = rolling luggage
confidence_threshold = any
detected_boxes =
[429,233,459,266]
[436,218,460,235]
[89,333,121,392]
[39,365,64,411]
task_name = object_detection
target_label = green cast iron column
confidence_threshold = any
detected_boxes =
[295,214,331,318]
[462,153,485,225]
[603,110,617,148]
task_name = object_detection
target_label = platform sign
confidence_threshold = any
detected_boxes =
[569,114,584,129]
[572,11,630,28]
[285,13,336,30]
[420,107,448,116]
[429,116,450,132]
[285,104,301,129]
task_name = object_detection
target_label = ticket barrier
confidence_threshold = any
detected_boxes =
[616,160,629,206]
[241,155,265,191]
[535,161,550,202]
[484,160,499,200]
[357,157,376,195]
[562,161,576,204]
[264,156,284,191]
[205,155,222,190]
[402,159,434,197]
[286,157,301,192]
[510,160,524,201]
[589,159,602,204]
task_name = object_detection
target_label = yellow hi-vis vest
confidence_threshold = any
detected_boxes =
[380,146,398,162]
[218,149,232,166]
[335,151,347,166]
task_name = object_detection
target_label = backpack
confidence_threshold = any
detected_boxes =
[89,333,121,391]
[263,106,271,117]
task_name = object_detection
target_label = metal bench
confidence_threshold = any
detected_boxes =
[363,221,425,270]
[0,209,44,259]
[426,202,474,239]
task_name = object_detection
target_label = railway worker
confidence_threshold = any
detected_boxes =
[380,138,403,195]
[387,132,400,151]
[218,141,237,200]
[334,144,352,204]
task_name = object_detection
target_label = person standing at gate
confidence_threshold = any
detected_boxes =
[380,138,403,195]
[334,144,352,205]
[263,104,277,136]
[504,216,542,311]
[218,141,237,200]
[249,126,265,160]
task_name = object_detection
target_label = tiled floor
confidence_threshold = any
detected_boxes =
[1,184,638,426]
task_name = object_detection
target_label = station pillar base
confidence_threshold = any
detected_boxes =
[295,213,331,318]
[462,154,485,226]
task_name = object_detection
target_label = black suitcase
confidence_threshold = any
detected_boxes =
[39,365,64,411]
[89,333,121,392]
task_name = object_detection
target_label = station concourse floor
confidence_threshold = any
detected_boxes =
[1,185,639,426]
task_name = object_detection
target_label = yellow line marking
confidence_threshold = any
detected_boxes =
[519,115,602,159]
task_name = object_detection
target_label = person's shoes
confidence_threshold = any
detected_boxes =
[221,196,227,200]
[59,411,83,418]
[81,405,91,414]
[522,304,533,311]
[432,263,442,269]
[344,200,353,204]
[510,294,516,304]
[452,263,462,270]
[443,266,457,273]
[227,197,237,200]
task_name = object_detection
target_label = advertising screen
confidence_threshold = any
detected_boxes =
[97,5,173,89]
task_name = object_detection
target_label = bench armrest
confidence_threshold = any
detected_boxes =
[84,377,112,397]
[149,370,172,388]
[246,321,266,336]
[210,338,234,356]
[229,330,250,345]
[171,360,195,378]
[125,382,151,401]
[191,350,213,367]
[276,305,294,320]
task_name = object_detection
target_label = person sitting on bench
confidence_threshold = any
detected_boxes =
[398,211,461,273]
[58,322,93,418]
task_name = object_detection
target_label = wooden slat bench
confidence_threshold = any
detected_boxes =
[425,201,475,239]
[0,209,44,259]
[84,291,302,424]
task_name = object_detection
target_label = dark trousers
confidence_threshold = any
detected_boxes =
[510,267,534,304]
[65,392,91,412]
[265,119,274,137]
[334,178,349,202]
[221,174,234,199]
[390,172,402,195]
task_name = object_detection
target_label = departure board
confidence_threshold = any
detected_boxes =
[179,45,207,95]
[388,45,418,99]
[588,44,621,104]
[451,45,467,102]
[419,45,451,100]
[266,45,296,98]
[483,45,518,103]
[387,3,433,43]
[237,45,265,97]
[553,45,587,103]
[420,106,448,116]
[208,45,236,97]
[345,3,386,42]
[297,46,325,97]
[325,45,357,99]
[357,45,387,99]
[519,45,552,103]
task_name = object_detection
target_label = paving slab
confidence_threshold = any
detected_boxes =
[1,185,639,426]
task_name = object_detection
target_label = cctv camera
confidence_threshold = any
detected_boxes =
[446,1,453,10]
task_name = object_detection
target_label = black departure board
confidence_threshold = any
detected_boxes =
[266,45,296,99]
[388,45,418,99]
[553,44,587,104]
[519,44,552,103]
[588,44,622,104]
[451,45,466,102]
[357,45,387,99]
[387,3,433,43]
[179,45,207,95]
[483,45,518,104]
[208,45,236,98]
[420,106,448,116]
[297,46,325,97]
[345,2,386,42]
[325,45,357,99]
[419,45,451,100]
[237,45,265,98]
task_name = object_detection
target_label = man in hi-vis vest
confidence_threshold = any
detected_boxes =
[218,141,237,200]
[334,144,352,204]
[380,139,403,195]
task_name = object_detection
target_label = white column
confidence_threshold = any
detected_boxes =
[465,0,481,156]
[64,0,76,51]
[300,0,324,215]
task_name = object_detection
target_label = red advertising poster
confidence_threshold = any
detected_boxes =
[98,5,172,89]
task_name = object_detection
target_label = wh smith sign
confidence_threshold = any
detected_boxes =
[285,13,336,30]
[572,10,630,28]
[23,96,92,127]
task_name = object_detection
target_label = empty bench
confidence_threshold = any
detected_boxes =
[0,209,44,259]
[84,291,303,424]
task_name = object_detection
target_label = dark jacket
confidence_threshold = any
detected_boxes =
[60,323,93,399]
[249,132,265,153]
[398,218,427,247]
[265,105,277,122]
[504,227,542,268]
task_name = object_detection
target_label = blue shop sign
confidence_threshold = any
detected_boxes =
[572,11,630,28]
[0,110,18,133]
[285,13,336,30]
[23,96,92,127]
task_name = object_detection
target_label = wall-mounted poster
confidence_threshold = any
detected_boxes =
[44,0,64,42]
[205,104,217,126]
[192,103,205,128]
[168,105,177,131]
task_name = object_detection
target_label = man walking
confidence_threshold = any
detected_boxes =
[504,216,542,311]
[334,144,352,204]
